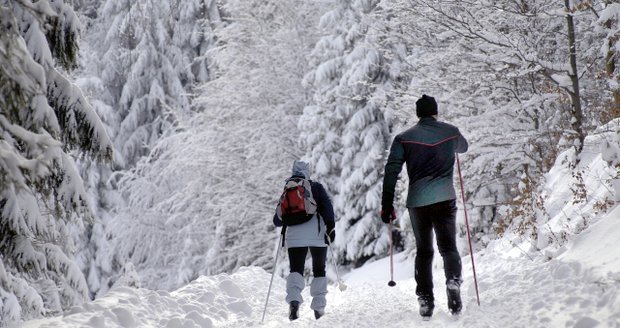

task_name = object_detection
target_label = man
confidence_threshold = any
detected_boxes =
[273,160,336,321]
[381,94,468,319]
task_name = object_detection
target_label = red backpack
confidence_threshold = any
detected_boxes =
[276,177,318,226]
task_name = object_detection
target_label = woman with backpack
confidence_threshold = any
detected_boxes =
[273,160,336,321]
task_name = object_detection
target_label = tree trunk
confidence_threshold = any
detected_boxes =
[604,8,620,120]
[565,0,585,153]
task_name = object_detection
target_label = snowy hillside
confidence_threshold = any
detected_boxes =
[18,204,619,328]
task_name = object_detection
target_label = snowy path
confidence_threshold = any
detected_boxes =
[19,207,620,328]
[245,247,619,328]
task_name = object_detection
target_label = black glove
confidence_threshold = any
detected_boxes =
[381,206,396,224]
[325,229,336,244]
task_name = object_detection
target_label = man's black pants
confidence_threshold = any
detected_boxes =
[408,199,462,298]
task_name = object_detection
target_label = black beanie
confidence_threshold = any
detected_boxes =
[416,94,438,117]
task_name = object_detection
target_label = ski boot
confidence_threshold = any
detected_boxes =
[447,280,462,315]
[289,301,300,321]
[418,295,434,320]
[314,310,324,320]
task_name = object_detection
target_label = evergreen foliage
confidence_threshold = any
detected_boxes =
[301,0,412,266]
[99,0,329,289]
[72,0,218,297]
[0,0,112,324]
[4,1,620,324]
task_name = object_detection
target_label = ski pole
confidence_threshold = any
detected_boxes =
[328,243,347,291]
[456,154,481,306]
[261,233,283,324]
[388,217,396,287]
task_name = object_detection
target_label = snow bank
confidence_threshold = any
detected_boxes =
[19,267,273,328]
[559,205,620,277]
[537,119,619,252]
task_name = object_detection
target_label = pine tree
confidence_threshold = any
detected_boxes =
[100,0,189,166]
[0,0,112,323]
[301,0,411,266]
[99,0,330,289]
[72,0,219,296]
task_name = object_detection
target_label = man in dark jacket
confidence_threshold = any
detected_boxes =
[381,95,468,319]
[273,160,335,321]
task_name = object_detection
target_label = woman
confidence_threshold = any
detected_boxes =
[273,160,335,320]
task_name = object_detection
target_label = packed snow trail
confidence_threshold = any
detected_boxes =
[19,207,620,328]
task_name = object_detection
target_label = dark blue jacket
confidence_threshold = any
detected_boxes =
[383,117,468,208]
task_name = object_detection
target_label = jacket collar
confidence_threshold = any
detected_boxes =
[418,116,437,123]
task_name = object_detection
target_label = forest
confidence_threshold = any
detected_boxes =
[1,0,619,324]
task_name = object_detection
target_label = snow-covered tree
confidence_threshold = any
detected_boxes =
[378,0,609,243]
[597,2,620,121]
[300,0,412,267]
[71,0,220,296]
[0,0,112,324]
[100,0,331,290]
[168,0,219,85]
[98,0,190,166]
[77,0,217,167]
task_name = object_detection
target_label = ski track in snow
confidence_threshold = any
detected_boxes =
[19,207,620,328]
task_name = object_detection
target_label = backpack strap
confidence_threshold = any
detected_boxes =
[316,212,321,234]
[310,180,321,234]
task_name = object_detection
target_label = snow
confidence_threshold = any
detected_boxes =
[18,203,620,328]
[533,120,620,255]
[5,0,620,325]
[559,206,620,277]
[550,73,573,88]
[343,252,414,283]
[15,113,620,328]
